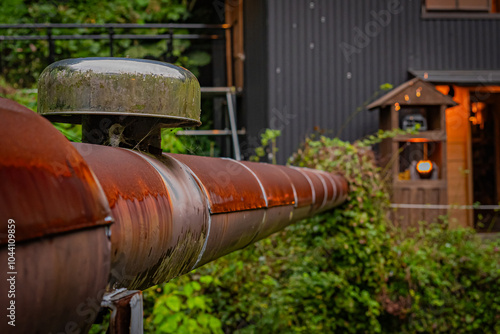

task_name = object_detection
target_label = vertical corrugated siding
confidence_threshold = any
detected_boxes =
[258,0,500,163]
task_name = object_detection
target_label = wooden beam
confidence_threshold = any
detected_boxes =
[225,0,244,89]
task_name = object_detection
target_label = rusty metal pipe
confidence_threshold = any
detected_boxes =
[72,143,348,291]
[0,98,113,333]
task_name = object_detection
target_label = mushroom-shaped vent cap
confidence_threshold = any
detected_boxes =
[38,57,201,127]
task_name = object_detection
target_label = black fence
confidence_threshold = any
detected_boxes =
[0,23,231,76]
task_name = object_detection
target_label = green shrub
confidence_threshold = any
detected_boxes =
[250,129,281,164]
[143,273,222,334]
[384,222,500,333]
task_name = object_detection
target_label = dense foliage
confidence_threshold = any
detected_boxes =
[385,223,500,333]
[0,0,210,87]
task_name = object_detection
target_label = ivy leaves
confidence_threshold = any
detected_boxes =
[145,274,222,333]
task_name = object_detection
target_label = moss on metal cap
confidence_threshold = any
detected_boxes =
[38,57,201,127]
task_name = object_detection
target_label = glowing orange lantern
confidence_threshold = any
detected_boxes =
[416,160,433,175]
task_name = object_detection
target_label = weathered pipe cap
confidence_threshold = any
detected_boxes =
[38,57,201,127]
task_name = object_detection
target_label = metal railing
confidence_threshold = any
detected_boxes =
[0,22,232,70]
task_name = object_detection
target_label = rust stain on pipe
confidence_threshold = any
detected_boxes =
[73,144,209,290]
[0,97,112,244]
[237,161,295,207]
[293,168,327,213]
[74,143,168,208]
[332,174,349,206]
[273,165,314,208]
[168,153,267,213]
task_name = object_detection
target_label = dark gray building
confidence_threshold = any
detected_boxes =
[239,0,500,163]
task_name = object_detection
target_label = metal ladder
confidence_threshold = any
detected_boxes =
[176,87,244,160]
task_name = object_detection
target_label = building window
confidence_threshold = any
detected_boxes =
[423,0,500,17]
